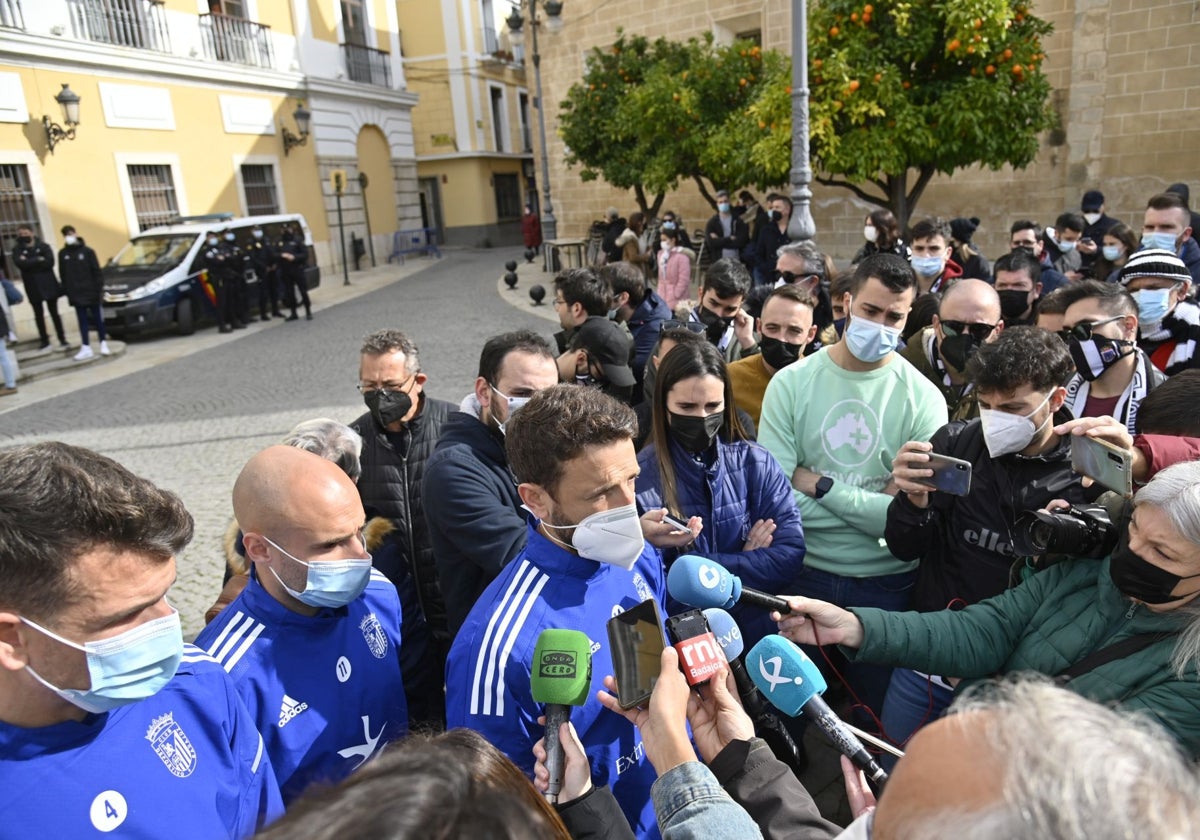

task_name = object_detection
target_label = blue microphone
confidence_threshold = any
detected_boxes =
[668,555,793,614]
[704,608,808,777]
[746,635,888,784]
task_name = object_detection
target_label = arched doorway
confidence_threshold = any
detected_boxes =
[356,125,393,266]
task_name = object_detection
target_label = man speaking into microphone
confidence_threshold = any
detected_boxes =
[446,385,694,839]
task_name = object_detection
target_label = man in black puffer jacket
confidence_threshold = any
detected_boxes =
[424,330,560,637]
[351,329,454,728]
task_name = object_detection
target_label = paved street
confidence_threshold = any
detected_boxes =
[0,247,556,638]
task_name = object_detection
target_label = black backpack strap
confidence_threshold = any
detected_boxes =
[1055,632,1173,684]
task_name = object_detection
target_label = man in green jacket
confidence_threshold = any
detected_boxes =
[776,459,1200,757]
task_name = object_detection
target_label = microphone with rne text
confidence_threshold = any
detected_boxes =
[530,629,593,803]
[746,634,888,784]
[666,609,723,688]
[703,608,807,777]
[668,555,793,614]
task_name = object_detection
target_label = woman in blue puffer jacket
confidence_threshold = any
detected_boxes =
[636,340,805,645]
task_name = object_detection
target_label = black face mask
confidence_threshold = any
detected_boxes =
[1109,529,1200,604]
[364,388,413,429]
[17,236,31,246]
[668,411,724,453]
[768,210,782,222]
[1068,335,1134,381]
[939,333,979,372]
[998,289,1032,321]
[696,306,733,343]
[760,335,804,371]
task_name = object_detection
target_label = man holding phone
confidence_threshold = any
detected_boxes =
[445,385,695,839]
[883,327,1088,756]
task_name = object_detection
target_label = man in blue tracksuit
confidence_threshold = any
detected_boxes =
[195,445,408,804]
[0,443,282,838]
[446,385,694,839]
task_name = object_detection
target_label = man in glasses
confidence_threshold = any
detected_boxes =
[774,241,835,351]
[350,329,454,717]
[1059,280,1165,434]
[900,278,1003,420]
[885,327,1086,755]
[604,261,672,405]
[1009,220,1069,295]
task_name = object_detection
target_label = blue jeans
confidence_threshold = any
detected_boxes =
[878,667,954,772]
[792,565,916,732]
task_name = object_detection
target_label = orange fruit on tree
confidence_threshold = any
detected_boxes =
[874,72,882,82]
[947,38,961,51]
[863,4,873,13]
[1003,48,1013,59]
[851,12,859,22]
[985,64,996,75]
[848,79,860,91]
[830,25,840,36]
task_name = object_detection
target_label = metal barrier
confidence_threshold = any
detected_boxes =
[387,228,442,264]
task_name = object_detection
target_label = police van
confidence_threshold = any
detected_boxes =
[101,213,320,337]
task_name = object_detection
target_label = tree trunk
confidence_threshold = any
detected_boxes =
[648,192,665,218]
[633,185,650,215]
[888,174,910,232]
[693,175,718,210]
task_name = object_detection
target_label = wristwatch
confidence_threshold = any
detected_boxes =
[814,475,834,500]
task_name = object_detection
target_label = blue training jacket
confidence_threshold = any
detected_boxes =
[446,520,667,839]
[636,437,805,643]
[194,568,408,804]
[0,644,283,838]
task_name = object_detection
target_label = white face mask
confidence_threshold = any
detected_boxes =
[541,503,645,570]
[489,384,531,435]
[1083,212,1101,225]
[63,235,78,246]
[979,390,1054,458]
[863,225,878,243]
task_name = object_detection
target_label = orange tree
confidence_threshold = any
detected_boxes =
[712,0,1056,228]
[559,31,779,216]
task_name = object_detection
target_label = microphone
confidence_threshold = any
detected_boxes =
[530,629,593,803]
[665,610,722,688]
[703,608,808,777]
[745,635,888,784]
[668,555,793,614]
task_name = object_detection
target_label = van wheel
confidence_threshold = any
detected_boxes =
[175,297,195,335]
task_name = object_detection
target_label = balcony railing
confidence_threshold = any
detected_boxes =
[482,24,499,55]
[199,13,274,69]
[67,0,170,52]
[0,0,24,30]
[343,42,391,88]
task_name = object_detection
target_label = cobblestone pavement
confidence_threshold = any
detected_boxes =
[0,247,556,638]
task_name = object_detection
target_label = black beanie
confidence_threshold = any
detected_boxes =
[950,217,980,243]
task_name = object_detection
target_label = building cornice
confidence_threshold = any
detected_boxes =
[417,151,533,162]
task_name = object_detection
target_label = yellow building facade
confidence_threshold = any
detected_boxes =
[398,0,534,247]
[0,0,421,336]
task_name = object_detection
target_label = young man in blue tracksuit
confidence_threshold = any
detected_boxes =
[0,443,282,838]
[446,385,694,839]
[195,446,408,804]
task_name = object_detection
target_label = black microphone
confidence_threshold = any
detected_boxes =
[667,555,794,614]
[704,608,807,777]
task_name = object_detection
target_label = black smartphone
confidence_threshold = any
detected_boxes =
[917,453,972,496]
[662,511,690,531]
[606,599,666,710]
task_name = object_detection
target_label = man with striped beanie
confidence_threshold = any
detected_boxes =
[1121,248,1200,375]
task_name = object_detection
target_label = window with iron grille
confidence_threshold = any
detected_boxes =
[494,173,521,220]
[127,164,179,230]
[241,164,279,216]
[0,164,39,250]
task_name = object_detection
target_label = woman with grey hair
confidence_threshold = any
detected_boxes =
[282,417,363,483]
[777,459,1200,757]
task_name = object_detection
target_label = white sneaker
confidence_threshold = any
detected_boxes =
[99,340,111,356]
[73,345,95,361]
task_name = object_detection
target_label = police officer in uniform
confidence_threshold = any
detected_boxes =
[201,230,236,334]
[245,224,279,321]
[221,228,250,329]
[278,225,312,322]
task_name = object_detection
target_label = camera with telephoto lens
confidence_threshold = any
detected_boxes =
[1011,504,1118,559]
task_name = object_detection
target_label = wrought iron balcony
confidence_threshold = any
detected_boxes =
[0,0,24,30]
[343,43,391,88]
[199,13,274,69]
[67,0,170,52]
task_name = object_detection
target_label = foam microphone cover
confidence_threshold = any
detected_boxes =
[667,555,741,610]
[745,635,827,716]
[702,608,745,660]
[530,629,593,707]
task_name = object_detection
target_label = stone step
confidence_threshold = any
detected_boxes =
[7,338,127,384]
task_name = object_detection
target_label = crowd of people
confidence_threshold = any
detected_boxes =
[4,180,1200,839]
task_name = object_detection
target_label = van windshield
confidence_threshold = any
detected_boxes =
[110,235,195,270]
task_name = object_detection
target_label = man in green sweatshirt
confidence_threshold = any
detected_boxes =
[759,252,948,723]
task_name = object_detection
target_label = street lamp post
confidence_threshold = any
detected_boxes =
[788,0,816,242]
[507,1,563,244]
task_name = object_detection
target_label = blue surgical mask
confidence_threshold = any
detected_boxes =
[662,220,677,231]
[1142,232,1179,253]
[844,311,902,363]
[223,233,236,242]
[1132,287,1175,329]
[1058,238,1077,252]
[490,384,531,435]
[1102,244,1122,261]
[253,230,264,240]
[911,255,943,276]
[718,202,730,214]
[21,609,183,714]
[264,536,373,609]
